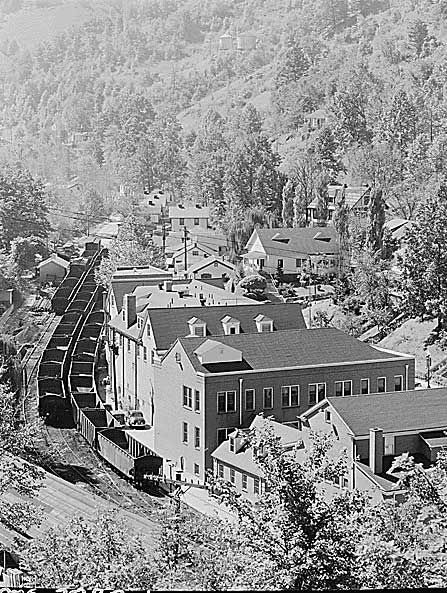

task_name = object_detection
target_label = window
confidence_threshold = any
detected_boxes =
[179,217,184,225]
[194,217,199,225]
[325,409,331,423]
[394,375,403,391]
[182,422,188,444]
[260,322,273,333]
[229,437,235,452]
[377,377,386,393]
[229,326,237,334]
[146,324,151,337]
[194,390,200,412]
[127,338,131,352]
[308,383,326,406]
[136,345,140,358]
[183,386,193,409]
[277,259,284,268]
[137,317,143,329]
[217,391,236,413]
[192,250,199,256]
[151,350,155,365]
[342,476,349,489]
[361,378,369,395]
[230,468,235,484]
[143,346,147,362]
[263,387,273,409]
[194,427,201,449]
[218,463,224,479]
[335,380,352,397]
[254,477,260,495]
[242,474,248,491]
[245,389,255,411]
[214,261,219,267]
[281,385,300,407]
[194,463,200,475]
[217,427,235,444]
[296,258,302,268]
[193,325,206,337]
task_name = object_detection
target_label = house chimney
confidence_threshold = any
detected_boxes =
[164,280,173,292]
[123,294,137,328]
[369,427,384,475]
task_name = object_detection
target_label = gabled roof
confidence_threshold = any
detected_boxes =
[171,242,215,260]
[211,415,299,475]
[245,227,339,259]
[327,388,447,437]
[176,327,411,374]
[187,256,235,275]
[148,303,306,351]
[169,205,210,218]
[38,254,70,269]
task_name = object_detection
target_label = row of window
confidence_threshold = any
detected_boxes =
[214,377,404,414]
[183,386,200,412]
[217,463,261,494]
[119,335,156,364]
[179,217,202,225]
[182,422,201,448]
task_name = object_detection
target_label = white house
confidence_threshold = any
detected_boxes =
[37,254,70,284]
[167,242,216,274]
[169,205,210,232]
[186,256,236,280]
[243,227,339,277]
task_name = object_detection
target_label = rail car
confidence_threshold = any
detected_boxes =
[37,242,162,484]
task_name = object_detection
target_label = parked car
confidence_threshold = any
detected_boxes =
[127,410,146,427]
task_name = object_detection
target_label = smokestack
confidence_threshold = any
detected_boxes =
[123,294,137,328]
[369,427,384,475]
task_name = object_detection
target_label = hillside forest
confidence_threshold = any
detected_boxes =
[1,0,447,330]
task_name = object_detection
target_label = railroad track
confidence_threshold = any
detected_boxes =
[42,424,165,526]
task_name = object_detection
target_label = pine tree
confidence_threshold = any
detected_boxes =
[401,183,447,329]
[367,187,385,254]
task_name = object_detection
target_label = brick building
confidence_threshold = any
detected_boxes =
[153,328,414,482]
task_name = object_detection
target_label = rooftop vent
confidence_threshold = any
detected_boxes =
[271,233,290,244]
[178,204,184,209]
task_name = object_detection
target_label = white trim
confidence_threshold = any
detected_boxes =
[377,376,387,393]
[360,378,370,395]
[263,386,274,409]
[194,356,413,377]
[394,374,404,391]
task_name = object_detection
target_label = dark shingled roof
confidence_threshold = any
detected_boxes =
[149,303,306,351]
[177,327,410,374]
[247,227,339,259]
[328,388,447,436]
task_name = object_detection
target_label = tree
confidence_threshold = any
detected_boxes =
[333,185,350,272]
[0,167,51,249]
[21,510,156,589]
[367,187,385,254]
[408,19,429,57]
[358,450,447,588]
[237,274,267,299]
[401,183,447,329]
[224,105,284,217]
[0,384,44,538]
[274,34,311,89]
[207,419,366,590]
[95,215,165,288]
[10,235,49,274]
[351,252,393,331]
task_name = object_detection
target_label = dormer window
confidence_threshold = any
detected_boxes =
[188,316,206,337]
[221,315,240,335]
[255,314,273,333]
[137,317,143,330]
[229,437,235,452]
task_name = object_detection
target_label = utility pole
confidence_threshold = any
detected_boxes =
[162,222,166,256]
[183,226,188,273]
